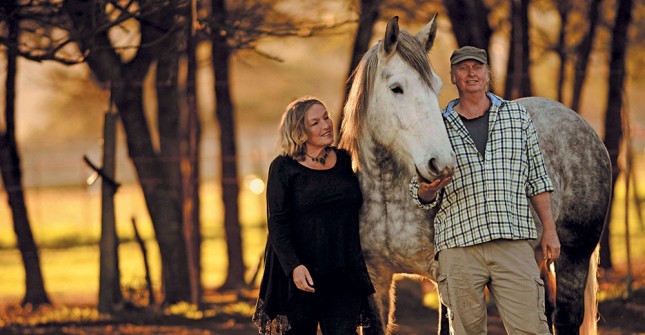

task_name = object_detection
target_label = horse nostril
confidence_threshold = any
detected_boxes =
[428,158,440,176]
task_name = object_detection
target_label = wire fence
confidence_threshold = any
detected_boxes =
[0,126,278,248]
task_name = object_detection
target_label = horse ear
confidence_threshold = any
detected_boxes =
[383,16,399,56]
[416,14,438,53]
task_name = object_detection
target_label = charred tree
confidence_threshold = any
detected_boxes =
[443,0,492,49]
[504,0,532,99]
[570,0,602,112]
[556,0,570,103]
[0,0,50,307]
[180,0,202,303]
[600,0,633,270]
[211,0,246,290]
[344,0,381,101]
[62,0,192,303]
[93,111,123,313]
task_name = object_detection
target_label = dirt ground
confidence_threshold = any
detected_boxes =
[1,267,644,335]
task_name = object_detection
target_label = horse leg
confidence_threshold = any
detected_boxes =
[385,273,398,334]
[580,245,600,335]
[364,294,386,335]
[364,265,394,335]
[438,302,450,335]
[553,247,595,335]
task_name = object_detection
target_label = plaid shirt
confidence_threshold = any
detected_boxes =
[411,93,553,252]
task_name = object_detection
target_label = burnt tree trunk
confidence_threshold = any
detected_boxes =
[63,0,192,303]
[443,0,492,49]
[211,0,246,290]
[157,31,183,228]
[0,3,50,307]
[155,7,193,301]
[556,0,570,103]
[180,0,202,303]
[344,0,380,101]
[112,75,191,303]
[97,111,122,313]
[570,0,602,112]
[339,0,381,136]
[600,0,633,270]
[504,0,531,99]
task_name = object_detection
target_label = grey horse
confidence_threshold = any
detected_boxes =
[339,16,611,335]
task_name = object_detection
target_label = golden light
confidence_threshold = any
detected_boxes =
[86,172,99,186]
[248,176,265,195]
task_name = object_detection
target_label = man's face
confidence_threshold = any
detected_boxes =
[450,60,489,94]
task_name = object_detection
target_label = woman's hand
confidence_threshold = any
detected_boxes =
[292,265,315,293]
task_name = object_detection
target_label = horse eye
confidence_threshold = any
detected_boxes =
[390,85,403,94]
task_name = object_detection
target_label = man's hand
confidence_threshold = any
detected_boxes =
[530,192,560,260]
[292,265,315,293]
[417,176,452,203]
[541,227,561,260]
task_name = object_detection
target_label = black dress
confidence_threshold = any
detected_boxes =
[253,148,374,334]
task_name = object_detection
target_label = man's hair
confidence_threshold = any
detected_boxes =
[278,96,326,161]
[487,67,494,92]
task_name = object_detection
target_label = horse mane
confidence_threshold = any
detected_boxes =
[339,30,438,169]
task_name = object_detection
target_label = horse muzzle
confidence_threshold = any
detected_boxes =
[416,159,454,183]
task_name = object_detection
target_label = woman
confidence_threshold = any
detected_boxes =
[253,96,374,335]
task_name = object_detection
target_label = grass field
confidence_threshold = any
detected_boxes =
[0,168,644,306]
[0,179,269,305]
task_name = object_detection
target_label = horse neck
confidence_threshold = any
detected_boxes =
[357,136,412,190]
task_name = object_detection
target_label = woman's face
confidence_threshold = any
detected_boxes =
[304,103,333,148]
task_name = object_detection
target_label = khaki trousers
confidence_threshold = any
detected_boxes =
[437,239,551,335]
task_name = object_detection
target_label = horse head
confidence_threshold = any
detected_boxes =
[340,16,455,182]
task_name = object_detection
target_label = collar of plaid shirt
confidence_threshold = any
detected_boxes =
[444,92,502,117]
[442,92,501,151]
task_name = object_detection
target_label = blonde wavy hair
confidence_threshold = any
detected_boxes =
[278,96,327,161]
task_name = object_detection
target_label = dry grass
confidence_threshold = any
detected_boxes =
[0,179,268,305]
[1,173,644,304]
[0,163,644,335]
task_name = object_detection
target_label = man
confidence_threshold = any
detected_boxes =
[409,46,561,334]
